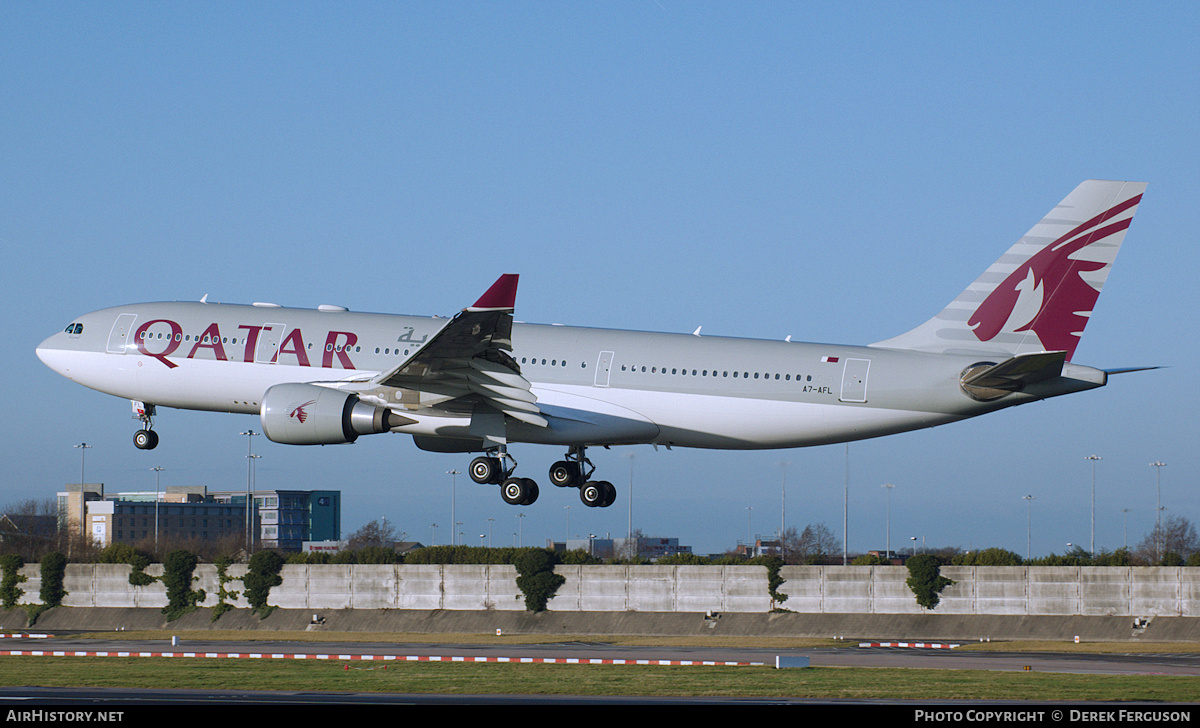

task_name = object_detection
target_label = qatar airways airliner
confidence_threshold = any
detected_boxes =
[37,180,1148,509]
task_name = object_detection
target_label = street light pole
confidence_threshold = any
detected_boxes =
[1023,495,1035,561]
[779,460,788,546]
[1150,461,1166,559]
[746,506,753,551]
[447,470,460,546]
[844,443,849,565]
[625,452,635,558]
[1085,455,1101,556]
[151,466,164,548]
[247,453,261,550]
[240,430,258,550]
[882,483,895,559]
[74,442,93,492]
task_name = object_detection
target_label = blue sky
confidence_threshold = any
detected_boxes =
[3,2,1197,557]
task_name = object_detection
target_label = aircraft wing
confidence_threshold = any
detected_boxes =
[371,275,548,427]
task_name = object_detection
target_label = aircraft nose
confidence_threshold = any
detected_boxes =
[36,332,70,375]
[36,334,55,363]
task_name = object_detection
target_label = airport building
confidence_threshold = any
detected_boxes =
[57,484,340,552]
[552,536,692,560]
[732,539,783,558]
[209,489,341,552]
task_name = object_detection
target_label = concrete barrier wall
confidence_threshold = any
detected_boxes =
[550,565,771,612]
[10,564,1199,615]
[776,566,1200,617]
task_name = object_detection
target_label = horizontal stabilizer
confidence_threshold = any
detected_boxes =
[1103,365,1163,375]
[960,350,1066,400]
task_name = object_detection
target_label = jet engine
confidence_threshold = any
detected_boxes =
[261,383,398,445]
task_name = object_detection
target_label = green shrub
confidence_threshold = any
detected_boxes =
[656,553,711,565]
[161,550,204,621]
[96,543,157,586]
[0,555,25,609]
[211,556,239,622]
[906,554,954,610]
[402,545,514,565]
[97,543,141,564]
[127,553,155,586]
[951,547,1023,566]
[558,549,600,565]
[1160,551,1184,567]
[512,548,564,612]
[38,552,68,608]
[243,550,284,618]
[748,555,787,606]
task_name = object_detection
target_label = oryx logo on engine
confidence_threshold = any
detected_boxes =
[290,400,317,424]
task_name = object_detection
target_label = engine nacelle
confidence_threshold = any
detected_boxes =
[261,383,398,445]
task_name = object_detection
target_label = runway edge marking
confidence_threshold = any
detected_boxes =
[0,650,764,667]
[858,641,960,649]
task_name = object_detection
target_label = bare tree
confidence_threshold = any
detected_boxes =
[782,522,838,563]
[347,519,398,550]
[1135,515,1199,565]
[0,498,60,560]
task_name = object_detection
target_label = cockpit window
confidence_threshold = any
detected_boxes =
[64,323,83,335]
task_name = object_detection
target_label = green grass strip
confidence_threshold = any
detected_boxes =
[0,656,1196,702]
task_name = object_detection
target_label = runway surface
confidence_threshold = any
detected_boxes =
[1,635,1198,707]
[3,634,1200,674]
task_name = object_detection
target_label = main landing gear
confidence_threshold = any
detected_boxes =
[471,445,617,508]
[550,445,616,508]
[469,448,539,506]
[132,401,159,450]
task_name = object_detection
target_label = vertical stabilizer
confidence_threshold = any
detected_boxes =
[871,180,1145,361]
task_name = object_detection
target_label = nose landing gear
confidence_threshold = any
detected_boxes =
[132,401,158,450]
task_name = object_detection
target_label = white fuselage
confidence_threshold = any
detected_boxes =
[36,300,1101,452]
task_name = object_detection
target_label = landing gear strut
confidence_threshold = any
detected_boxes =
[467,445,616,508]
[470,448,539,506]
[550,446,616,508]
[549,446,592,488]
[132,401,158,450]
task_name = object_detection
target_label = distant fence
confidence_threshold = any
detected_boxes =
[9,564,1199,616]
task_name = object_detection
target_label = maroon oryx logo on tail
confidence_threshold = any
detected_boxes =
[968,194,1141,361]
